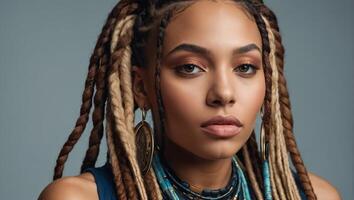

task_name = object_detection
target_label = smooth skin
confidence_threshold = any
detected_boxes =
[39,1,341,199]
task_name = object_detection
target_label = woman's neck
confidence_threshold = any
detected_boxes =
[162,140,233,192]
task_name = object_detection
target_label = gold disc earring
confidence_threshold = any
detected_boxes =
[135,107,154,175]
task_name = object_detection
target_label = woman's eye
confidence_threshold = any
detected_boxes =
[175,64,203,75]
[234,63,257,75]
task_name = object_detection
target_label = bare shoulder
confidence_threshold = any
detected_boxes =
[38,172,98,200]
[308,172,341,200]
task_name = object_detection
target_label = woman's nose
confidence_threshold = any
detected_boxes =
[206,72,236,108]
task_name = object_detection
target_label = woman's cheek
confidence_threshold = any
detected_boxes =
[160,74,205,129]
[238,78,265,130]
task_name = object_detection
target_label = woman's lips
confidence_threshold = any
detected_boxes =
[201,125,242,138]
[200,115,243,138]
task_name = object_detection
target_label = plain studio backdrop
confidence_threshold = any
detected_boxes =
[0,0,353,199]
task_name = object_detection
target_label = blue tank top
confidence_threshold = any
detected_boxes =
[83,162,118,200]
[84,162,307,200]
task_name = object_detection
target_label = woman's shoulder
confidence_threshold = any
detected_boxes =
[38,172,98,200]
[308,172,341,200]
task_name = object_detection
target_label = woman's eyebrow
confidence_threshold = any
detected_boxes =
[233,43,261,55]
[165,43,211,57]
[165,43,261,57]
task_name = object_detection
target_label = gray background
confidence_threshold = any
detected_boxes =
[0,0,353,199]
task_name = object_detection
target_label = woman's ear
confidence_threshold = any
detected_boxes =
[132,65,149,109]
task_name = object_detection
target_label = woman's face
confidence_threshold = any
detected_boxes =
[134,0,265,160]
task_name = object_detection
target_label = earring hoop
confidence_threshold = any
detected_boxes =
[135,107,154,175]
[260,119,266,161]
[259,106,272,200]
[259,106,267,161]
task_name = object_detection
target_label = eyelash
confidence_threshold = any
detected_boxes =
[174,63,259,77]
[175,64,204,76]
[234,63,258,76]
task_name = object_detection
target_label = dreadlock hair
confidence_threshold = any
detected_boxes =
[259,4,317,200]
[52,0,317,199]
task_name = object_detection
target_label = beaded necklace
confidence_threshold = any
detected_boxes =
[162,155,238,199]
[152,153,252,200]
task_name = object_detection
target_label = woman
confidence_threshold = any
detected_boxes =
[39,0,340,199]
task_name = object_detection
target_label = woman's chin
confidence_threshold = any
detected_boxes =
[190,143,241,161]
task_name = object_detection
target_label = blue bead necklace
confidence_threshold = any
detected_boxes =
[152,153,252,200]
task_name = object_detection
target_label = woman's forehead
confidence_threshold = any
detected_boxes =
[162,0,262,57]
